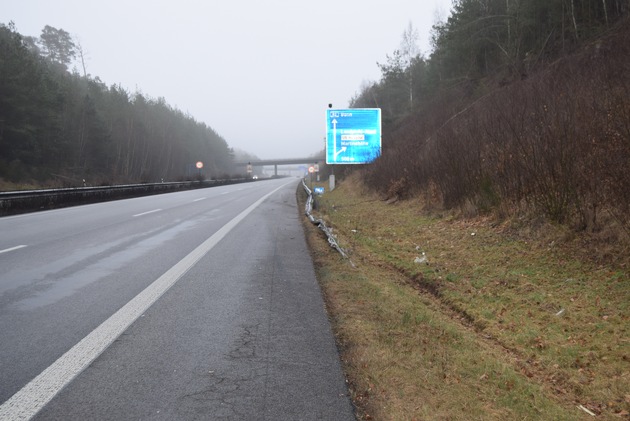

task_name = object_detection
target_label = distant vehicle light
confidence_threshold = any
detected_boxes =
[252,175,258,180]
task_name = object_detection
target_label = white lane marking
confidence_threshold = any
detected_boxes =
[132,209,162,217]
[0,180,293,421]
[192,197,206,202]
[0,245,27,255]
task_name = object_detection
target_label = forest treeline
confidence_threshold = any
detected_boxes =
[350,0,630,234]
[0,23,235,187]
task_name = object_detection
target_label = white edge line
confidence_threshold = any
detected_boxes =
[0,245,27,255]
[0,180,293,421]
[192,197,206,202]
[132,209,162,217]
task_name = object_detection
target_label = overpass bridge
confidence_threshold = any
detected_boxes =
[235,157,325,177]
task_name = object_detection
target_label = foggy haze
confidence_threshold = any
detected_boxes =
[4,0,452,159]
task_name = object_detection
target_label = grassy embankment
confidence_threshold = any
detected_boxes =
[300,176,629,420]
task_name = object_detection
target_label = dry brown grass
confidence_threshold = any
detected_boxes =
[0,178,41,191]
[300,174,629,420]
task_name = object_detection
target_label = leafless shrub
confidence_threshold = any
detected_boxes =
[363,23,630,235]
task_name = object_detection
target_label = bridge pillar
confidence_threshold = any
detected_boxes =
[274,164,278,176]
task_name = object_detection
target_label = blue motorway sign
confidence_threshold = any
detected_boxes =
[326,108,381,164]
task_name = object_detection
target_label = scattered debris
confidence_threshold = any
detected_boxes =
[414,252,428,265]
[555,308,566,317]
[577,404,596,416]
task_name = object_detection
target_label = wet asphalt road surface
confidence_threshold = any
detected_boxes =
[0,179,354,420]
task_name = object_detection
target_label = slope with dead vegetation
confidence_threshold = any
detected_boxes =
[363,19,630,237]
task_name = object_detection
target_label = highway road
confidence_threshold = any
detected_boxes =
[0,178,354,420]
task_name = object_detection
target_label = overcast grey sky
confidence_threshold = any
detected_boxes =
[5,0,453,159]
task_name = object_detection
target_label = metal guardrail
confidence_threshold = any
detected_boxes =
[0,178,250,216]
[301,179,354,267]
